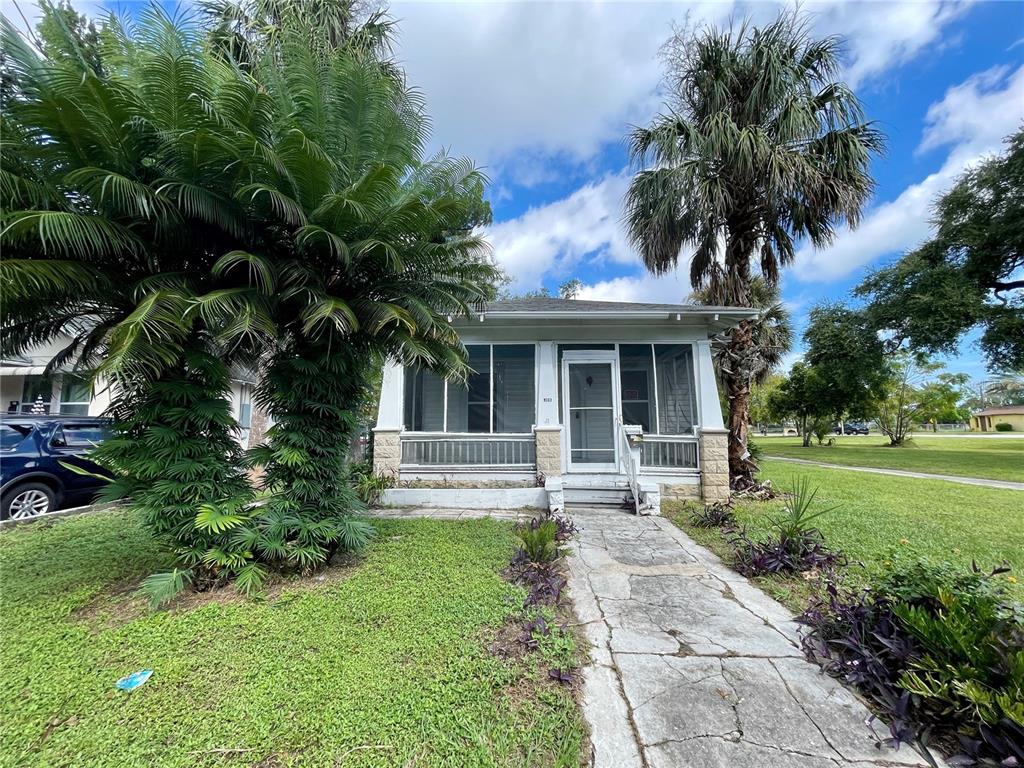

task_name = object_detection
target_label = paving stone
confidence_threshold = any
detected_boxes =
[565,507,932,767]
[647,737,840,768]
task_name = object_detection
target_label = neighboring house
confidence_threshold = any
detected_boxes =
[372,298,756,513]
[970,405,1024,432]
[1,338,258,446]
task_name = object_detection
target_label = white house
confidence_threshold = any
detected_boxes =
[372,298,754,513]
[1,338,258,446]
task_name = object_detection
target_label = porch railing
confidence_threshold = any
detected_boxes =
[641,435,699,471]
[400,433,536,469]
[616,419,641,515]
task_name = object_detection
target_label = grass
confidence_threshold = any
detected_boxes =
[754,434,1024,483]
[667,459,1024,612]
[0,510,585,768]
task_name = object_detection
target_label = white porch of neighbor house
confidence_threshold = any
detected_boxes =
[372,303,743,513]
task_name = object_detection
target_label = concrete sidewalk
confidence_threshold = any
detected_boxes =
[567,507,933,768]
[765,455,1024,491]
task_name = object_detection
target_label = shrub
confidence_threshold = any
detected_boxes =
[515,518,559,564]
[995,422,1014,432]
[730,477,845,576]
[690,502,738,529]
[799,559,1024,766]
[348,462,394,505]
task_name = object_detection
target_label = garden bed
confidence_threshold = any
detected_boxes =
[0,509,586,767]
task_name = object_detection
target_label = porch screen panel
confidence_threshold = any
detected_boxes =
[654,344,697,434]
[403,368,444,431]
[446,345,490,433]
[493,345,535,432]
[618,344,655,431]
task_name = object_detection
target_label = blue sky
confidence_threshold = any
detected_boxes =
[6,0,1023,380]
[386,0,1024,382]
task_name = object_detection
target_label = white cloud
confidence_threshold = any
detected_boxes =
[795,64,1024,282]
[391,1,975,182]
[575,270,692,304]
[485,170,634,289]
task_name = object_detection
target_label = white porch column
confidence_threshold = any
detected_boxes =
[534,341,562,477]
[373,359,404,477]
[695,338,730,501]
[694,339,725,430]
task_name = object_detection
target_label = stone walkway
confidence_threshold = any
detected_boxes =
[765,455,1024,491]
[567,507,933,768]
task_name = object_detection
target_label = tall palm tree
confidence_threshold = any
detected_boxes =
[625,12,883,482]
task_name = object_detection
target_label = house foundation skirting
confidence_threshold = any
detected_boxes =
[379,487,548,509]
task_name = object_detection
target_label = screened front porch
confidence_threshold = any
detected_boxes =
[395,341,702,476]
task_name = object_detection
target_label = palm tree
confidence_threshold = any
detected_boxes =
[624,12,883,482]
[695,275,793,387]
[1,7,497,598]
[1,8,264,594]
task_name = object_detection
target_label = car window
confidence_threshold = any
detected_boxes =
[61,424,107,446]
[0,425,30,451]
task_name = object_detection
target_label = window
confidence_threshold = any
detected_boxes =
[404,344,536,434]
[654,344,697,434]
[618,344,655,431]
[20,375,53,414]
[59,376,91,415]
[1,425,29,451]
[52,424,107,447]
[238,384,253,429]
[614,343,696,435]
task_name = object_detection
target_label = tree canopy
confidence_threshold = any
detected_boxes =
[857,128,1024,371]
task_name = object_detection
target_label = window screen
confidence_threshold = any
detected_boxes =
[654,344,697,434]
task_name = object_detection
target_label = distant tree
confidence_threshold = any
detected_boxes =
[916,372,972,430]
[874,355,945,445]
[35,0,104,75]
[559,278,583,300]
[857,129,1024,370]
[802,304,889,422]
[767,362,831,447]
[625,11,882,482]
[972,376,1024,408]
[749,374,784,431]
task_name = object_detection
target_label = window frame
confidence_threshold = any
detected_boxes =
[403,342,537,435]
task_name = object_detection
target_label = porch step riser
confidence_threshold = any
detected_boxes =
[563,489,634,506]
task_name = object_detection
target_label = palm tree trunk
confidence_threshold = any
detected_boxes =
[723,319,756,482]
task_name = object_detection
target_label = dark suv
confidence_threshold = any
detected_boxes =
[0,415,111,520]
[833,421,870,435]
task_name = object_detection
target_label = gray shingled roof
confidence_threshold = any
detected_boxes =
[484,298,715,312]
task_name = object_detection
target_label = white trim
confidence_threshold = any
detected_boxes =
[561,351,620,473]
[380,486,547,509]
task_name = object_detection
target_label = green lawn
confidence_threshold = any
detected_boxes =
[0,511,585,768]
[668,459,1024,611]
[756,434,1024,483]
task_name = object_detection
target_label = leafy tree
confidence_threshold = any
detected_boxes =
[767,362,831,447]
[35,0,104,75]
[749,374,784,431]
[916,372,971,430]
[559,278,583,300]
[874,355,945,445]
[802,304,890,423]
[857,129,1024,370]
[625,11,883,482]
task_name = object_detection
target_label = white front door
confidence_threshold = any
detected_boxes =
[562,351,619,472]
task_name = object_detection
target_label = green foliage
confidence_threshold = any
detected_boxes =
[515,519,559,564]
[857,129,1024,370]
[348,461,394,505]
[0,511,585,766]
[138,568,193,610]
[767,361,831,447]
[996,422,1015,432]
[625,10,882,481]
[802,303,889,422]
[767,477,839,541]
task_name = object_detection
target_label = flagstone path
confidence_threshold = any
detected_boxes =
[566,506,935,768]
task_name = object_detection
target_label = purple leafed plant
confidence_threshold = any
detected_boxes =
[548,667,575,684]
[729,528,846,576]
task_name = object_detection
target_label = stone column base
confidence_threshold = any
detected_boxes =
[534,426,563,479]
[372,428,402,478]
[699,428,730,502]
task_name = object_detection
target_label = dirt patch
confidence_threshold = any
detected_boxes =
[72,557,363,631]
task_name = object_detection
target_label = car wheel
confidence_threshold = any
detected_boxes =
[1,482,56,521]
